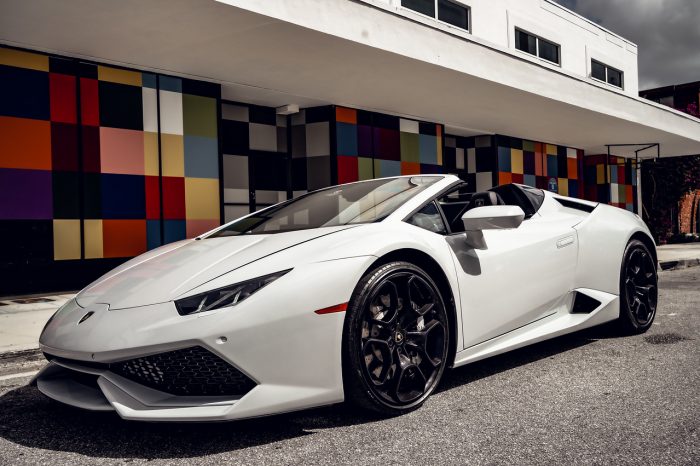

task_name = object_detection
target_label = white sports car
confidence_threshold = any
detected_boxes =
[35,175,658,421]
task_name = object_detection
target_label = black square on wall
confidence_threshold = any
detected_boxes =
[98,81,143,130]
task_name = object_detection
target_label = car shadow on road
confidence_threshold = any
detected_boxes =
[438,323,619,392]
[0,324,621,460]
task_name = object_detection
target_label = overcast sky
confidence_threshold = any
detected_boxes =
[553,0,700,90]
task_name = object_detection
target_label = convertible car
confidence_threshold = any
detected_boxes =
[35,175,658,420]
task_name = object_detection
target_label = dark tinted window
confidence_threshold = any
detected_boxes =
[591,60,606,81]
[490,184,544,219]
[407,201,447,234]
[209,177,440,236]
[607,67,623,87]
[538,38,559,64]
[402,0,435,17]
[515,29,537,55]
[438,0,469,30]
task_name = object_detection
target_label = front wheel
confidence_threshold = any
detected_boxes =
[342,261,449,415]
[617,239,658,334]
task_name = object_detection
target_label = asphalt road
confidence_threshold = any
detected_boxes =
[0,268,698,465]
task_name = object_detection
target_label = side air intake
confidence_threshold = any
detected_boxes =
[554,197,596,213]
[571,291,602,313]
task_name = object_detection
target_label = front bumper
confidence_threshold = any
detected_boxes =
[35,256,374,421]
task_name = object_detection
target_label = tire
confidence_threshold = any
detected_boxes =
[617,239,658,335]
[342,261,449,416]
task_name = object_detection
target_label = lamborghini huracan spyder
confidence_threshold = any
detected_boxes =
[36,175,658,420]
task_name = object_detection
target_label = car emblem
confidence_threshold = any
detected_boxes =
[78,311,94,324]
[394,331,404,344]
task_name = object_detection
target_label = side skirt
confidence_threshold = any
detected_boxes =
[452,288,618,368]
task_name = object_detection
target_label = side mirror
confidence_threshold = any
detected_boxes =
[461,205,525,249]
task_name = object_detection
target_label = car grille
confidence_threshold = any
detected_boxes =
[109,346,256,397]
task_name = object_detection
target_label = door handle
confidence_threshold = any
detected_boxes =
[556,235,575,249]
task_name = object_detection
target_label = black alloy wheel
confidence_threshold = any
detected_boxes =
[343,261,449,415]
[618,239,658,334]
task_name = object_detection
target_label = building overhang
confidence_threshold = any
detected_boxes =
[2,0,699,158]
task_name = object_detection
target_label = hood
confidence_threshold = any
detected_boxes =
[76,226,356,310]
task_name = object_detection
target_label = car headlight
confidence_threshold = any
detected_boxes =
[175,269,291,316]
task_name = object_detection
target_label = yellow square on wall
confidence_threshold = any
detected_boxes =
[511,149,524,174]
[53,220,81,260]
[185,177,220,220]
[161,133,184,177]
[143,132,159,176]
[84,219,104,259]
[0,47,48,71]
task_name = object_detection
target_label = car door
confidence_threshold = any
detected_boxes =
[445,205,578,350]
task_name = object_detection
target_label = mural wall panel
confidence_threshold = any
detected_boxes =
[0,46,221,295]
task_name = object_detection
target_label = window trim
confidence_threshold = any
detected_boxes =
[514,27,561,66]
[399,0,471,33]
[590,58,624,89]
[404,200,450,235]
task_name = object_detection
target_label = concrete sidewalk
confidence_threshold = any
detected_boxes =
[0,294,74,353]
[657,243,700,270]
[1,243,698,354]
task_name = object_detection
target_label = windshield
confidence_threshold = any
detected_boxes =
[209,176,441,237]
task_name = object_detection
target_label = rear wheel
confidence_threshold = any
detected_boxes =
[617,239,658,334]
[342,261,449,415]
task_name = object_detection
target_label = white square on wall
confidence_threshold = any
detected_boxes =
[159,90,183,135]
[476,172,493,192]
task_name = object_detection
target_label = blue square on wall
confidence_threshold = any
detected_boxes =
[101,174,145,219]
[146,219,161,249]
[497,147,511,172]
[546,155,558,178]
[419,134,437,165]
[164,220,186,244]
[336,122,358,156]
[523,174,536,188]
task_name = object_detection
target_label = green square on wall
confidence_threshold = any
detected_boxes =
[183,94,217,138]
[523,140,536,152]
[400,132,420,163]
[358,157,373,180]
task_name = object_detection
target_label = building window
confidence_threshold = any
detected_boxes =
[402,0,470,32]
[515,28,560,65]
[591,59,624,88]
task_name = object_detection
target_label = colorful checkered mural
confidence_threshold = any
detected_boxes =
[0,46,220,294]
[335,106,444,183]
[444,134,584,197]
[583,155,638,211]
[291,106,334,192]
[221,101,289,222]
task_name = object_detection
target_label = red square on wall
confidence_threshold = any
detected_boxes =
[145,176,161,220]
[50,73,76,124]
[80,78,99,126]
[103,219,147,258]
[337,156,359,184]
[162,176,185,219]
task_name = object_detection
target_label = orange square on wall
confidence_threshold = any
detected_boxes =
[535,153,543,176]
[625,185,633,203]
[0,116,51,170]
[103,220,147,258]
[498,172,512,185]
[401,161,420,175]
[335,107,357,124]
[567,158,578,179]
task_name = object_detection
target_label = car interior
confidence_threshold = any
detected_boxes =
[436,183,544,233]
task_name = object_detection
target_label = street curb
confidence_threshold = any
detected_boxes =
[659,258,700,271]
[0,348,42,360]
